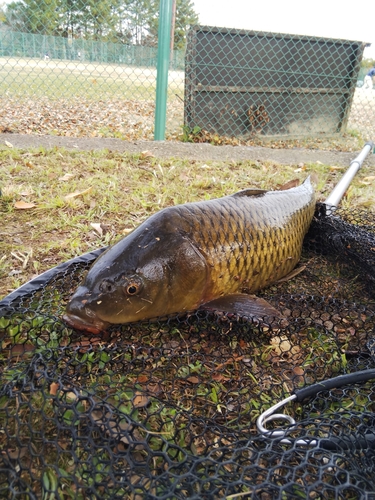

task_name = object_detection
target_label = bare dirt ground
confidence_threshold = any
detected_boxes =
[1,132,375,167]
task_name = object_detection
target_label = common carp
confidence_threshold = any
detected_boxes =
[63,178,315,333]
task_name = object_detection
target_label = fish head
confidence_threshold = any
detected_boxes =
[63,218,207,333]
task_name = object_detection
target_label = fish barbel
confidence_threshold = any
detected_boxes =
[63,178,315,333]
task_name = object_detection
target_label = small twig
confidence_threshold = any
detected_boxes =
[11,249,33,269]
[23,249,32,269]
[275,265,306,284]
[11,251,25,263]
[136,165,154,174]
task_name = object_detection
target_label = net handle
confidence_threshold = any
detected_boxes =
[294,369,375,401]
[325,141,374,208]
[257,369,375,439]
[0,247,107,310]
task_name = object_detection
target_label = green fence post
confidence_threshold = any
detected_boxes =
[154,0,173,141]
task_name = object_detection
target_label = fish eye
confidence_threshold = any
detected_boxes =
[99,279,114,293]
[127,285,138,295]
[124,277,143,296]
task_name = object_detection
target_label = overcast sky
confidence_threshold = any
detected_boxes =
[193,0,375,60]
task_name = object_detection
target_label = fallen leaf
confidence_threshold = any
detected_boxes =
[212,373,231,382]
[290,366,305,384]
[270,335,291,354]
[66,392,79,402]
[186,376,200,384]
[330,166,345,170]
[90,222,103,237]
[49,382,59,396]
[14,201,36,209]
[363,176,375,182]
[8,269,23,276]
[4,447,28,460]
[10,344,36,357]
[310,172,319,186]
[59,173,75,181]
[5,140,13,148]
[278,178,299,190]
[65,187,92,199]
[293,367,304,376]
[133,392,149,408]
[0,94,366,150]
[140,150,155,159]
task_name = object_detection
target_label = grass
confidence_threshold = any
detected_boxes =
[1,145,374,299]
[0,57,182,101]
[1,69,157,100]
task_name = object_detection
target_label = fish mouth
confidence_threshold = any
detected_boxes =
[62,313,109,335]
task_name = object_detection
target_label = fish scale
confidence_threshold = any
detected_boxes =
[63,178,315,331]
[170,182,314,300]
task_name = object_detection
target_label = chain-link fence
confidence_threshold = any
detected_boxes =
[0,0,374,146]
[0,0,192,141]
[0,30,185,68]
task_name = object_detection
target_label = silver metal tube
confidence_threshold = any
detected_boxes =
[325,141,374,208]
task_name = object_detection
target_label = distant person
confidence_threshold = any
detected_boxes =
[364,66,375,89]
[44,52,50,61]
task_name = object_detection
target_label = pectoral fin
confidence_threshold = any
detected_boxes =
[199,293,283,320]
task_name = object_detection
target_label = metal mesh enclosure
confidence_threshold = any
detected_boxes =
[1,204,375,498]
[185,27,365,138]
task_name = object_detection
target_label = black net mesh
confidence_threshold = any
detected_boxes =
[1,204,375,499]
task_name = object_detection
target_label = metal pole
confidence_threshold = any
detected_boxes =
[154,0,173,141]
[170,0,177,64]
[325,141,374,208]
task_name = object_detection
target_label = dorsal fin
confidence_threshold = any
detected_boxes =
[231,188,268,198]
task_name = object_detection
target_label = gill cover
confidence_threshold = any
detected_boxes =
[63,209,208,331]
